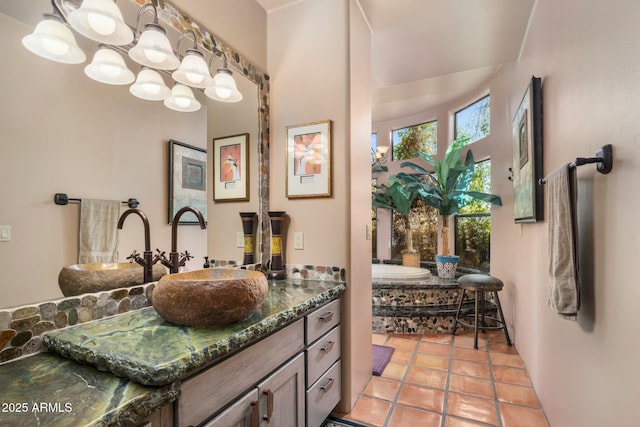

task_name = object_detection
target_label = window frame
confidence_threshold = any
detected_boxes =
[453,94,490,143]
[390,120,438,161]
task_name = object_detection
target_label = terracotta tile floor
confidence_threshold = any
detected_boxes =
[334,330,549,427]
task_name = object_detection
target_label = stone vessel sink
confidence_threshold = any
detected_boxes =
[153,268,268,327]
[58,263,166,297]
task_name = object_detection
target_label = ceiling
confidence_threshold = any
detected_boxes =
[257,0,536,123]
[6,0,536,123]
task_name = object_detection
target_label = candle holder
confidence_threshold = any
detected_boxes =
[267,211,287,280]
[239,212,257,265]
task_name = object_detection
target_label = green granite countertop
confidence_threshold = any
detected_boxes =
[0,352,178,427]
[43,279,345,386]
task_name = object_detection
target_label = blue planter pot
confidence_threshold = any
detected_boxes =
[435,255,459,279]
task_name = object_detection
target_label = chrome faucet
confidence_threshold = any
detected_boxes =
[157,206,207,274]
[117,208,155,283]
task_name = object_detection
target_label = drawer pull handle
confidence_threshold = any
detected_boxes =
[263,389,274,422]
[320,378,334,393]
[321,341,334,353]
[319,311,334,322]
[250,401,259,427]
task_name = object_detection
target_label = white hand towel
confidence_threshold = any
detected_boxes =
[78,199,121,264]
[546,164,581,319]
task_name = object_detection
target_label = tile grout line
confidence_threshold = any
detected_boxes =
[381,335,420,427]
[486,333,504,427]
[439,332,456,427]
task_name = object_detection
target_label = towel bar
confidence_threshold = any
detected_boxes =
[54,193,139,208]
[539,144,612,185]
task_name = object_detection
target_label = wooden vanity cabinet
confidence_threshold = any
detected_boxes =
[304,299,341,427]
[171,297,341,427]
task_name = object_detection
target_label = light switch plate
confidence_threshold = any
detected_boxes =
[294,232,304,250]
[0,225,10,242]
[236,232,244,248]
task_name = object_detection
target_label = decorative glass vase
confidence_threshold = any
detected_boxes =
[267,211,287,280]
[239,212,257,265]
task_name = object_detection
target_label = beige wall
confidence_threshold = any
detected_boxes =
[267,0,373,411]
[490,1,640,425]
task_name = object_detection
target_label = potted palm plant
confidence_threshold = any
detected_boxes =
[372,175,422,266]
[398,136,502,278]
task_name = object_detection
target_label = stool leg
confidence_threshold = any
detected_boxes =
[479,290,486,332]
[473,290,479,349]
[452,289,465,336]
[494,291,512,346]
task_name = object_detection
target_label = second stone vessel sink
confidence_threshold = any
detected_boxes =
[58,263,166,297]
[152,268,268,327]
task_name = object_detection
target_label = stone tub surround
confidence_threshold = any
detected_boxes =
[0,352,179,426]
[44,279,346,386]
[371,266,498,334]
[0,283,156,364]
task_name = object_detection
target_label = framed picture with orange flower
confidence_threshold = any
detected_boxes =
[213,133,249,202]
[286,120,332,198]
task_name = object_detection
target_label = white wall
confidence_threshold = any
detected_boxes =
[490,1,640,425]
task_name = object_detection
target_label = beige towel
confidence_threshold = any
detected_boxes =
[546,164,581,319]
[78,199,121,264]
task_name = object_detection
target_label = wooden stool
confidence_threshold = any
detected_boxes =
[452,274,512,349]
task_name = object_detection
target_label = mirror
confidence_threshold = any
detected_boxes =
[0,0,269,308]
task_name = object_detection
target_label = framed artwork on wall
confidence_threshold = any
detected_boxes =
[168,139,207,224]
[213,133,249,202]
[512,76,543,223]
[286,120,332,198]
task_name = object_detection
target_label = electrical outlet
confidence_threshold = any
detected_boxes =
[0,225,10,242]
[236,232,244,248]
[294,232,304,250]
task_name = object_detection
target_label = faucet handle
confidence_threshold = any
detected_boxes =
[182,250,193,261]
[127,250,141,262]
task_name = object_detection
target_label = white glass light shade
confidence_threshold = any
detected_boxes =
[22,19,86,64]
[128,24,180,70]
[129,69,170,101]
[164,84,201,112]
[85,48,134,85]
[68,0,134,45]
[205,69,242,102]
[172,50,212,88]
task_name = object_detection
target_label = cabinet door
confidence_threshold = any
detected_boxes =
[203,389,259,427]
[257,353,305,427]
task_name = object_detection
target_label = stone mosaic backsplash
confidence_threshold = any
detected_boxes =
[286,264,346,282]
[0,283,156,364]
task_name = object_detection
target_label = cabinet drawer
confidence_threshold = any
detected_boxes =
[202,389,258,427]
[306,299,340,344]
[306,361,341,427]
[306,326,340,386]
[179,319,304,427]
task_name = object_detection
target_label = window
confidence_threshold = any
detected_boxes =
[455,95,490,144]
[391,199,438,262]
[454,159,493,270]
[371,132,377,154]
[391,121,437,160]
